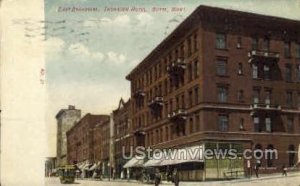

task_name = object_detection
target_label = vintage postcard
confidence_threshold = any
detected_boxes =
[1,0,300,185]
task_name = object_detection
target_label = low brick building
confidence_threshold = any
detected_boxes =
[66,113,109,165]
[126,5,300,180]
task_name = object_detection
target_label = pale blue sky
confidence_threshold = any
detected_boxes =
[45,0,300,156]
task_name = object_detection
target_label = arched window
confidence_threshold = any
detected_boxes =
[266,144,275,167]
[288,145,296,167]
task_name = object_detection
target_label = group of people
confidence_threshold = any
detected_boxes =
[154,168,179,186]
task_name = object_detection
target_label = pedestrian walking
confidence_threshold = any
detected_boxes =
[254,164,259,178]
[281,164,287,176]
[172,168,179,186]
[154,168,161,186]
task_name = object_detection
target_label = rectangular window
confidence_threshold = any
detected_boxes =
[164,79,168,96]
[254,117,260,132]
[297,65,300,82]
[194,33,198,51]
[188,37,192,55]
[239,118,245,131]
[238,90,244,102]
[189,117,194,133]
[188,63,192,81]
[180,44,184,57]
[166,126,169,141]
[265,117,271,132]
[175,96,179,109]
[265,90,272,105]
[217,59,227,76]
[238,63,243,75]
[216,33,226,49]
[284,41,291,58]
[194,60,199,78]
[194,86,199,105]
[298,93,300,108]
[252,64,258,79]
[237,36,242,48]
[253,89,260,104]
[188,90,193,108]
[158,63,162,78]
[181,94,185,109]
[263,37,270,51]
[264,65,270,80]
[296,43,300,58]
[218,115,229,131]
[285,64,292,82]
[287,118,293,133]
[175,49,179,59]
[286,91,293,107]
[252,37,258,50]
[218,86,228,103]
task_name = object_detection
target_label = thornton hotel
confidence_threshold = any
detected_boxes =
[124,5,300,180]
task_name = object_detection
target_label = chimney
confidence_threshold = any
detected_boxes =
[68,105,75,110]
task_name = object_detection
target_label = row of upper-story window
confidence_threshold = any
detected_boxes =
[215,55,300,82]
[146,113,299,147]
[132,84,199,119]
[132,31,199,92]
[115,121,129,136]
[146,112,200,146]
[218,114,298,134]
[132,33,300,93]
[218,85,300,107]
[216,33,300,57]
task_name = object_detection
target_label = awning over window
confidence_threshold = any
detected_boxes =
[159,145,204,166]
[143,151,166,167]
[123,156,144,168]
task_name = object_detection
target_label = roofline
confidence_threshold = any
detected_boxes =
[125,5,300,80]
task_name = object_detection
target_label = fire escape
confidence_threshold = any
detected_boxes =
[167,57,186,87]
[148,96,164,118]
[168,108,187,136]
[248,49,280,80]
[248,49,283,133]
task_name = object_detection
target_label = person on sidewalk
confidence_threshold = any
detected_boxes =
[281,164,287,176]
[172,168,179,186]
[254,163,259,178]
[154,168,161,186]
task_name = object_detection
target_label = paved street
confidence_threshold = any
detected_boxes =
[46,172,300,186]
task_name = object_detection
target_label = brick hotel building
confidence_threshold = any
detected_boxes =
[126,6,300,180]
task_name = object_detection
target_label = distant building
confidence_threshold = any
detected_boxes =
[66,113,109,165]
[45,157,57,177]
[112,98,132,179]
[56,105,81,166]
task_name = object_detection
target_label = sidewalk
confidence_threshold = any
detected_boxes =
[76,171,300,185]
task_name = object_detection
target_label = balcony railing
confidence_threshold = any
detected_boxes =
[134,89,145,98]
[167,57,186,76]
[168,108,187,122]
[250,103,281,115]
[148,96,164,109]
[248,50,279,63]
